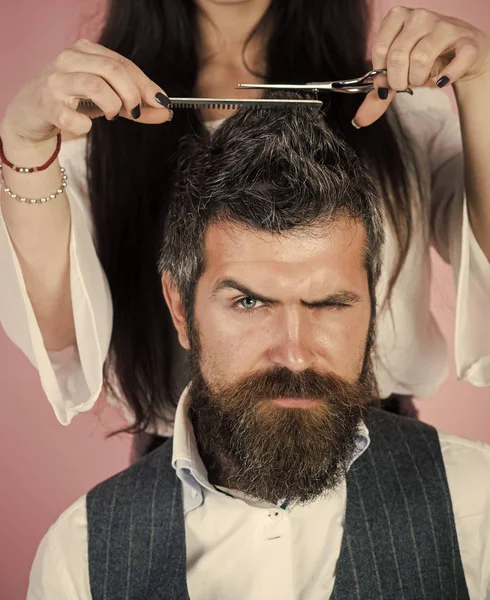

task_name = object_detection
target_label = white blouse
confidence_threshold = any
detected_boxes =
[1,88,489,430]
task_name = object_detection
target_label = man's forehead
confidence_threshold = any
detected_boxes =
[203,220,367,271]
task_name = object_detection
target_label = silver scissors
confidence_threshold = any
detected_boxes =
[237,69,413,95]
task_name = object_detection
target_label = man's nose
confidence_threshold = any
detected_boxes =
[268,308,316,372]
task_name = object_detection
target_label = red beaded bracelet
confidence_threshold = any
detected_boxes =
[0,133,62,173]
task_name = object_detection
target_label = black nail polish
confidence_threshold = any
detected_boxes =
[378,87,389,100]
[111,114,120,121]
[155,92,171,108]
[131,104,141,119]
[436,76,450,88]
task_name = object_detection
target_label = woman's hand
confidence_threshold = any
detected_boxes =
[0,39,172,150]
[354,6,490,127]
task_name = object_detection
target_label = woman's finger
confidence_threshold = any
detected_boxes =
[384,11,437,91]
[54,48,144,119]
[71,39,171,111]
[408,36,452,86]
[47,71,123,120]
[407,21,478,87]
[352,88,397,128]
[433,37,480,87]
[371,6,410,96]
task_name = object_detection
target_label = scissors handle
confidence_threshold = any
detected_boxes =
[308,69,384,93]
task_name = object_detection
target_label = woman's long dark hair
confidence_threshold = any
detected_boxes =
[88,0,419,433]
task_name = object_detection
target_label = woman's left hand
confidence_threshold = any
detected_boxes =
[354,6,490,127]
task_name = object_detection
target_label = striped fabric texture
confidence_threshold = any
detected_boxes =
[86,409,468,600]
[331,410,469,600]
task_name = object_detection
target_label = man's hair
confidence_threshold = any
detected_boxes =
[159,94,385,306]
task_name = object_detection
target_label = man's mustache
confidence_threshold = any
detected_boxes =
[195,366,370,409]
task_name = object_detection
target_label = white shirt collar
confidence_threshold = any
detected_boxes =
[171,387,371,514]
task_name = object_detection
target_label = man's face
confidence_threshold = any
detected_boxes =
[194,218,371,388]
[164,217,375,504]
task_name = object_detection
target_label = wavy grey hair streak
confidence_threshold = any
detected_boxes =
[159,94,385,312]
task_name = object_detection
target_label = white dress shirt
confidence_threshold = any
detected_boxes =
[27,389,490,600]
[1,89,490,432]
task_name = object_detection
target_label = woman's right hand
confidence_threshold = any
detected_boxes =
[0,38,172,148]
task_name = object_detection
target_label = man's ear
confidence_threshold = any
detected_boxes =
[162,272,190,350]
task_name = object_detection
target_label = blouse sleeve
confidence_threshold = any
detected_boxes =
[0,137,113,424]
[400,87,490,386]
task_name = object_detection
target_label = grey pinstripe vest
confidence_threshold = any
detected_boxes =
[86,409,469,600]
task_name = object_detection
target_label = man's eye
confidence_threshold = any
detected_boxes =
[236,297,264,310]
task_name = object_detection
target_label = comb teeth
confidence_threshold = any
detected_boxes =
[168,98,322,110]
[171,101,239,110]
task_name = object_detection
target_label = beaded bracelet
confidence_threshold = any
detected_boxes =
[0,163,67,204]
[0,133,62,173]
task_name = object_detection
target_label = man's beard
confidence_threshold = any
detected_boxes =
[188,341,376,505]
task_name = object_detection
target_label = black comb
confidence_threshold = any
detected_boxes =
[77,97,323,111]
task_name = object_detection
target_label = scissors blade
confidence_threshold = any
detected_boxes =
[236,82,334,91]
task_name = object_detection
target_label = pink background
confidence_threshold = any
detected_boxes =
[1,1,489,598]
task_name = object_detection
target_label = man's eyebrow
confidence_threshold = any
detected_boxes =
[302,291,362,308]
[211,278,361,306]
[211,279,277,304]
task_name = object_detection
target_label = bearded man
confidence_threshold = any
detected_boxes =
[28,100,490,600]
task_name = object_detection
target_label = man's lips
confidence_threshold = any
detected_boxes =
[270,397,321,409]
